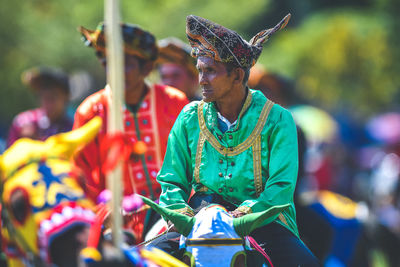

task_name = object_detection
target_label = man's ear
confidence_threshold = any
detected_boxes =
[233,68,245,85]
[141,61,155,76]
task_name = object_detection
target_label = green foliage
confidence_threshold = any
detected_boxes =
[120,0,269,40]
[260,10,399,118]
[0,0,398,133]
[0,0,268,131]
[0,0,104,128]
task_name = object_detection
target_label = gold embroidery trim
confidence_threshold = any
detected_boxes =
[187,238,243,241]
[278,213,289,226]
[173,207,195,217]
[253,135,263,197]
[197,185,209,192]
[197,99,274,157]
[194,131,206,184]
[186,238,243,247]
[236,205,253,214]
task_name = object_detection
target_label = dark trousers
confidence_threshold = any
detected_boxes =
[146,222,320,267]
[250,222,320,266]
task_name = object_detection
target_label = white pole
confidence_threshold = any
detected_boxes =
[104,0,124,252]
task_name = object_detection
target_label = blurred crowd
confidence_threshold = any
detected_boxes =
[0,32,399,267]
[248,64,400,267]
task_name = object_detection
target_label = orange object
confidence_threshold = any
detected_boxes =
[133,141,147,155]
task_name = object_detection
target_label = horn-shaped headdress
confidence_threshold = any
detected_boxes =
[186,14,291,69]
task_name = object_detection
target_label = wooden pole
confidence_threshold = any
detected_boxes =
[104,0,124,252]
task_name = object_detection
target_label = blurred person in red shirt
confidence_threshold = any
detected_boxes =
[74,22,188,242]
[157,37,200,101]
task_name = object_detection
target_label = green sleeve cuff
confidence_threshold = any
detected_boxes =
[236,200,257,214]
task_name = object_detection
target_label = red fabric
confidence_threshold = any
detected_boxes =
[99,133,138,175]
[87,204,109,248]
[246,236,274,267]
[314,156,333,191]
[73,84,188,241]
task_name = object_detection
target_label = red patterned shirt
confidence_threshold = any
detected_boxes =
[73,84,188,201]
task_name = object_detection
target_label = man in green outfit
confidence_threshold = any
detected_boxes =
[149,14,319,266]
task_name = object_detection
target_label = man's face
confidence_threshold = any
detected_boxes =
[102,53,148,91]
[196,56,235,103]
[124,55,147,91]
[159,63,194,93]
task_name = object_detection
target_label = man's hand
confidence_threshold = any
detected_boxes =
[229,210,246,218]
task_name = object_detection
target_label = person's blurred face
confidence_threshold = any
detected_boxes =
[101,53,150,92]
[124,55,147,91]
[196,56,235,103]
[159,63,197,98]
[39,87,69,122]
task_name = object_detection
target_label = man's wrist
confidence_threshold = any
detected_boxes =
[235,205,252,215]
[229,210,246,218]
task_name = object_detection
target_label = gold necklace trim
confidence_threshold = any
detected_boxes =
[194,96,274,195]
[197,98,273,156]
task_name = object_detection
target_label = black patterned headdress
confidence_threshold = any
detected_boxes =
[186,14,291,69]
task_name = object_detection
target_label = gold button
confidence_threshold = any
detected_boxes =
[219,159,223,164]
[228,173,232,178]
[218,188,223,193]
[231,162,235,166]
[219,172,223,177]
[229,135,233,139]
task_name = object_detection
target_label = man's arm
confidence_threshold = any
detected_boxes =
[157,108,195,216]
[236,108,298,214]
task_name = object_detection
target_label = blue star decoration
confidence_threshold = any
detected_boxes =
[32,162,81,212]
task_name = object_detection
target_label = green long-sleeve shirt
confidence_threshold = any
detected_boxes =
[157,89,299,237]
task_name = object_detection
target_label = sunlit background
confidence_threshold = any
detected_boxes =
[1,0,399,126]
[1,0,400,266]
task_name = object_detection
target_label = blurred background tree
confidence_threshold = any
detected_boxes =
[0,0,399,134]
